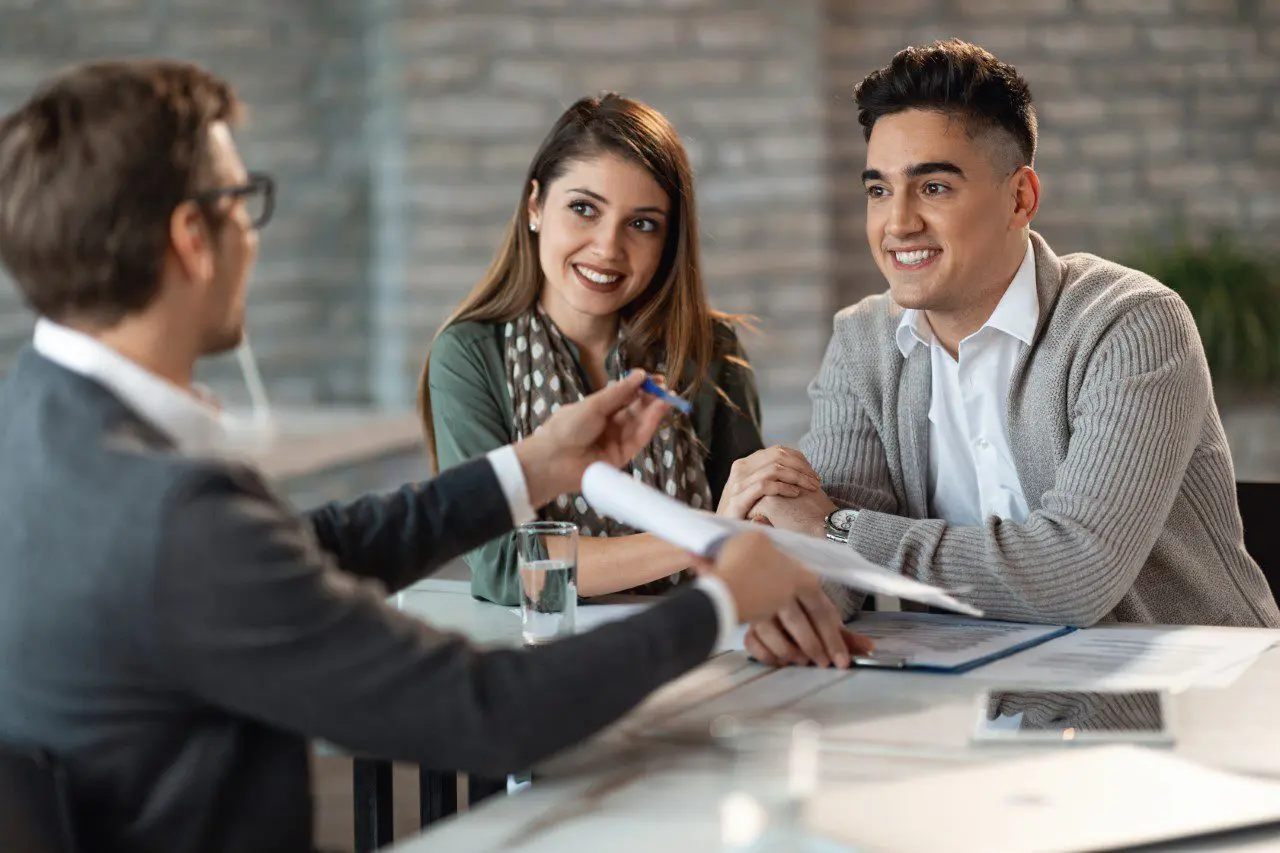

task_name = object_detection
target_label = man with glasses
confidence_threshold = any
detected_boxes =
[0,60,832,853]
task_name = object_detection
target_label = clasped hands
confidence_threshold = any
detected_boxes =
[717,446,873,668]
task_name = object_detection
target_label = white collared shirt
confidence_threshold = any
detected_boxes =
[33,319,229,456]
[895,241,1038,526]
[31,319,738,645]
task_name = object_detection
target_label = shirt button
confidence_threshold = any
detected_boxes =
[975,437,990,450]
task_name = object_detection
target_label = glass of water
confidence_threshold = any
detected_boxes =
[516,521,579,645]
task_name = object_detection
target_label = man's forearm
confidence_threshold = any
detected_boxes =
[306,457,513,591]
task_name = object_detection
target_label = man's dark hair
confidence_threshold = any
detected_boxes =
[0,60,241,325]
[854,39,1037,173]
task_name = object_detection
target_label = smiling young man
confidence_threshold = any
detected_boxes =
[717,39,1279,667]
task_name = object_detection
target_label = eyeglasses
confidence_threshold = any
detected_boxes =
[188,171,276,230]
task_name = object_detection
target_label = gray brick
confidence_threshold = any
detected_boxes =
[489,59,571,95]
[827,0,939,20]
[545,18,678,53]
[1248,195,1280,225]
[1055,171,1100,202]
[693,12,775,50]
[686,96,821,129]
[1035,23,1137,53]
[1224,165,1268,191]
[1082,0,1174,13]
[758,58,810,89]
[1236,57,1280,83]
[167,24,273,51]
[405,96,547,135]
[1141,124,1185,157]
[956,0,1071,17]
[1180,0,1242,14]
[824,27,910,60]
[1034,135,1069,161]
[1257,132,1280,156]
[1016,60,1077,94]
[73,15,157,49]
[1185,196,1243,222]
[1108,96,1182,120]
[1193,92,1262,120]
[1144,162,1221,191]
[1187,60,1237,82]
[476,142,544,172]
[1147,25,1257,52]
[957,26,1031,54]
[396,16,539,51]
[645,58,750,89]
[1090,201,1159,231]
[403,183,516,216]
[1081,132,1139,161]
[412,56,486,88]
[1039,96,1109,125]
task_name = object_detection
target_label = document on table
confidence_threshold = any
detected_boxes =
[805,745,1280,853]
[838,612,1072,672]
[581,463,980,616]
[968,625,1280,692]
[719,611,1070,672]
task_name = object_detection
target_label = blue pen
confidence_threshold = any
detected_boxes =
[640,375,693,415]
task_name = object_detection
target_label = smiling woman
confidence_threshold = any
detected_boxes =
[420,93,764,606]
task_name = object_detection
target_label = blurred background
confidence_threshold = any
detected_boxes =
[0,0,1277,503]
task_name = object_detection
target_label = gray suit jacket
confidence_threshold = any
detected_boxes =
[0,349,719,853]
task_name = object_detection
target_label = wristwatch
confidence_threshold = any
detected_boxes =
[824,508,859,545]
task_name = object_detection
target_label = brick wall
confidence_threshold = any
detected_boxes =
[0,0,1276,445]
[0,0,373,406]
[392,0,833,442]
[826,0,1280,306]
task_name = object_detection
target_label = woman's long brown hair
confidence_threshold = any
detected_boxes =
[419,93,739,469]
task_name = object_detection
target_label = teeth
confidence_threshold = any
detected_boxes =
[892,249,938,266]
[575,264,620,285]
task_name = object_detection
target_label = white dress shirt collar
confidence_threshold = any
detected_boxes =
[895,240,1039,357]
[32,319,227,455]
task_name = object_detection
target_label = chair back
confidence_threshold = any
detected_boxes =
[0,742,77,853]
[1237,481,1280,604]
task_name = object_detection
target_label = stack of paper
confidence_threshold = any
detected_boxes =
[581,463,979,616]
[966,626,1280,692]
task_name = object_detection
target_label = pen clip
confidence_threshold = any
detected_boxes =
[850,653,911,669]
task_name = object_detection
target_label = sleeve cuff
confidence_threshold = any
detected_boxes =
[487,446,536,527]
[693,575,738,653]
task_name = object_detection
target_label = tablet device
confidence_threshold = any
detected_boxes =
[970,689,1174,746]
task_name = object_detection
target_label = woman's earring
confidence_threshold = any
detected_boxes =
[529,222,538,233]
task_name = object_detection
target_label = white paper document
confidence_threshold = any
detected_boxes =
[968,625,1280,692]
[805,745,1280,853]
[581,463,980,616]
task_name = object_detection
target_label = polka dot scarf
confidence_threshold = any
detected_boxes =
[504,305,712,591]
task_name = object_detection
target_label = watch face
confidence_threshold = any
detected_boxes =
[830,508,858,532]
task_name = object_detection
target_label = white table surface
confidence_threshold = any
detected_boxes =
[387,580,1280,852]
